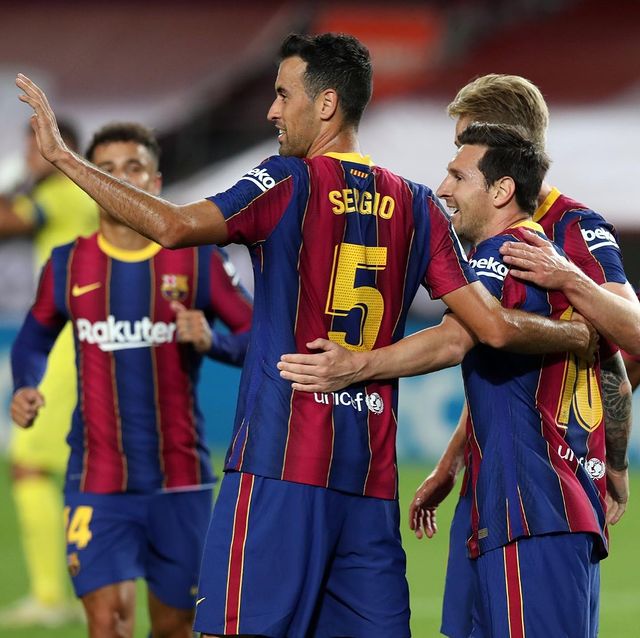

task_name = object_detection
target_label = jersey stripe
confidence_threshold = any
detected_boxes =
[224,473,254,635]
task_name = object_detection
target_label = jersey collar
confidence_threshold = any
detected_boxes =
[97,233,162,262]
[533,187,562,222]
[507,219,545,234]
[324,152,374,167]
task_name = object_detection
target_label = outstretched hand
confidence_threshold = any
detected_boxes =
[171,301,212,353]
[500,230,580,290]
[11,387,45,428]
[278,338,365,393]
[408,468,458,540]
[16,74,69,165]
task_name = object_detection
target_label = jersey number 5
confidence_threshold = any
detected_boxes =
[325,242,388,351]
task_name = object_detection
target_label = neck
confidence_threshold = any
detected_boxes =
[306,127,360,158]
[475,209,530,245]
[537,180,553,204]
[99,216,155,250]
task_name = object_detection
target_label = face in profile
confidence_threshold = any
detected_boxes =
[437,144,494,245]
[267,56,321,158]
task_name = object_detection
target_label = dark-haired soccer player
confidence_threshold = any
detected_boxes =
[17,34,595,637]
[433,123,608,637]
[10,123,252,638]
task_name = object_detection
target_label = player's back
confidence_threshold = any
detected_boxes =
[214,153,474,499]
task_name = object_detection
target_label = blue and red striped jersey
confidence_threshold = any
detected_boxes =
[208,152,477,499]
[12,233,252,494]
[534,187,627,287]
[460,221,607,559]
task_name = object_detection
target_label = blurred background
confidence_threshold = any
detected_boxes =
[0,0,638,636]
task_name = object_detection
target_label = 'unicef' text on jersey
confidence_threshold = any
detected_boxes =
[468,255,509,280]
[76,315,176,351]
[580,226,619,252]
[313,390,385,415]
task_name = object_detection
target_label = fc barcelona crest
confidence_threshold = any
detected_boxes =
[161,274,189,302]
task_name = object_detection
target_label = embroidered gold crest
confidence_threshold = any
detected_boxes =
[160,274,189,302]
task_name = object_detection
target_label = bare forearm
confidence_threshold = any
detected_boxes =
[561,274,640,355]
[601,353,632,471]
[496,306,589,356]
[356,316,474,382]
[55,149,216,247]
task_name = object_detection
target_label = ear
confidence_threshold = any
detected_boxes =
[492,176,515,208]
[318,89,339,121]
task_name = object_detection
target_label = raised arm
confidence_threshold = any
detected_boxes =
[500,230,640,354]
[16,74,226,248]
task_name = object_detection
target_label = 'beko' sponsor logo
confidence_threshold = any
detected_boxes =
[580,227,618,252]
[76,316,176,352]
[557,444,605,480]
[469,255,508,280]
[240,167,276,192]
[314,390,384,414]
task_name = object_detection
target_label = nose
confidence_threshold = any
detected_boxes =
[267,97,280,123]
[436,175,451,199]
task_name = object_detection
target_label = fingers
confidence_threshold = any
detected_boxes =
[170,300,187,314]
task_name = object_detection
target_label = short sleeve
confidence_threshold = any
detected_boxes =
[207,156,297,245]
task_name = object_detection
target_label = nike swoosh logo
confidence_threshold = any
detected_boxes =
[196,597,206,606]
[72,282,102,297]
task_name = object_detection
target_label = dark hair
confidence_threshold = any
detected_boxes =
[279,33,372,128]
[457,122,550,214]
[85,122,161,166]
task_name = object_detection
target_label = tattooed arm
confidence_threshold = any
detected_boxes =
[600,352,632,525]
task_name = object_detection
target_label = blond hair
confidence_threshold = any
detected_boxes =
[447,74,549,149]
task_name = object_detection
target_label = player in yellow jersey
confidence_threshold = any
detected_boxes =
[0,121,98,628]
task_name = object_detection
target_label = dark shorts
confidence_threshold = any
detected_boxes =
[64,488,213,609]
[193,471,410,638]
[443,528,600,638]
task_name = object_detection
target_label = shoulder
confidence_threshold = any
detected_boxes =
[468,236,511,279]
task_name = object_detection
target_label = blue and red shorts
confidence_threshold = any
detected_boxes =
[193,471,410,637]
[64,488,213,609]
[443,529,600,638]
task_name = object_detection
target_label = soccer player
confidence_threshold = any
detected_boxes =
[0,122,98,628]
[276,74,635,636]
[434,122,607,637]
[16,34,596,637]
[10,122,252,638]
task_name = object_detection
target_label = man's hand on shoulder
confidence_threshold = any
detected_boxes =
[500,230,580,290]
[11,387,45,428]
[278,338,367,393]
